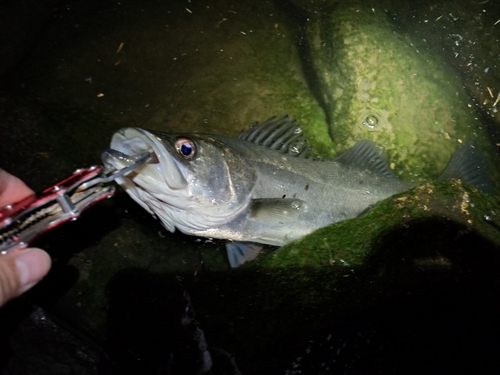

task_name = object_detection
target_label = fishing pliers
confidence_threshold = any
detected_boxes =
[0,151,150,254]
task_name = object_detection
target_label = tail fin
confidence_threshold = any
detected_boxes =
[438,142,494,193]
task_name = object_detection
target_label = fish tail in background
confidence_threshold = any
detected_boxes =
[438,141,494,193]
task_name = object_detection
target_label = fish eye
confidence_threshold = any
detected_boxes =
[175,137,196,159]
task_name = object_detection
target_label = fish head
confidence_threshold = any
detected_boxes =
[103,128,257,234]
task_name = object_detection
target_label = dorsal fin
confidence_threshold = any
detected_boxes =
[438,141,494,193]
[335,140,396,179]
[239,115,312,158]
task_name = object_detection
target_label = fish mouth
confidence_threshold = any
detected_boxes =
[104,128,187,190]
[102,128,189,231]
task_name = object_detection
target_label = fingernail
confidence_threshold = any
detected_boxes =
[14,249,52,288]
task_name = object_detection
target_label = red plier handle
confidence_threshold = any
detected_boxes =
[0,151,150,254]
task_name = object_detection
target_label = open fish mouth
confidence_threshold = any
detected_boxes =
[103,128,187,190]
[101,128,190,231]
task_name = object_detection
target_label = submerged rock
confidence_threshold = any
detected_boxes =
[391,0,500,131]
[293,1,489,181]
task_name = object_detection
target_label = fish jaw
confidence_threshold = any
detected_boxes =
[104,127,192,232]
[103,128,258,237]
[109,128,188,189]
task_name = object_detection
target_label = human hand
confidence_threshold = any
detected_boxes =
[0,169,52,306]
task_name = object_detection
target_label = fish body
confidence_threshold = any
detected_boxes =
[102,116,490,266]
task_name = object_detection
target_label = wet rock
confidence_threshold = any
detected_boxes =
[391,0,500,132]
[193,180,500,373]
[286,0,491,181]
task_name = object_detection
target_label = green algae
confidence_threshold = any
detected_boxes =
[300,2,490,181]
[391,0,500,128]
[139,1,336,159]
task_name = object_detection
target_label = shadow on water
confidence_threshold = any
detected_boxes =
[278,218,500,374]
[178,215,500,374]
[100,268,219,375]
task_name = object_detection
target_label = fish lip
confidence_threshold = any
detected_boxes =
[108,127,187,190]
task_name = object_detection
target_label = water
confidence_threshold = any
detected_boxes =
[1,0,500,374]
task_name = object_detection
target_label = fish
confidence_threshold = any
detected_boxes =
[102,115,492,267]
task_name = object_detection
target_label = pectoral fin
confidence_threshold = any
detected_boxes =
[226,198,309,267]
[250,198,307,221]
[226,242,263,267]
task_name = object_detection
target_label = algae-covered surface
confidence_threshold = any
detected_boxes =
[298,1,491,181]
[1,0,500,374]
[191,180,500,373]
[391,0,500,129]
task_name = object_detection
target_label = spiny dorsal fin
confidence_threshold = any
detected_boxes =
[335,140,396,179]
[239,115,312,158]
[438,141,493,193]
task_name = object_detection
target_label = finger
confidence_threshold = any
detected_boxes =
[0,248,52,306]
[0,169,35,207]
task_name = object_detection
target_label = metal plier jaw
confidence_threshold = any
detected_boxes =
[0,151,150,254]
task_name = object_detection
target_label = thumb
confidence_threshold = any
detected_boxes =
[0,248,52,306]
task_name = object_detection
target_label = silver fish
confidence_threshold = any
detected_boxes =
[102,116,491,267]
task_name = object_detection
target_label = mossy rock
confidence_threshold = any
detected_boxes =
[193,180,500,373]
[302,2,489,181]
